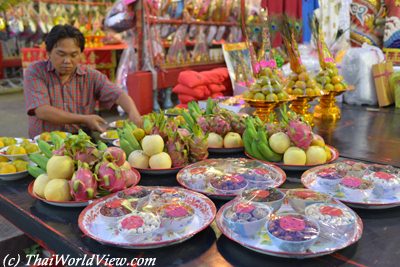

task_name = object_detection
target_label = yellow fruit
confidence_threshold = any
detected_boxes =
[306,79,317,88]
[295,81,306,89]
[54,131,67,139]
[0,156,7,162]
[47,155,75,180]
[13,160,29,172]
[243,90,253,99]
[115,120,125,128]
[2,137,16,146]
[334,83,345,91]
[293,88,304,95]
[24,143,39,154]
[253,92,265,100]
[33,174,50,198]
[305,88,315,96]
[106,130,119,139]
[265,93,278,101]
[149,152,172,169]
[298,72,309,81]
[44,179,72,201]
[40,132,51,142]
[324,146,332,161]
[0,140,4,148]
[6,145,26,155]
[331,75,343,85]
[325,84,334,91]
[132,128,146,142]
[0,163,17,174]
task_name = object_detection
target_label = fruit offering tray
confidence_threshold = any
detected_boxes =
[176,158,286,199]
[216,188,363,259]
[301,161,400,209]
[78,186,216,249]
[245,145,339,172]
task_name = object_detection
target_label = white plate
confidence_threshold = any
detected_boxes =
[0,145,39,161]
[0,169,30,181]
[33,132,70,143]
[216,194,363,259]
[100,132,119,142]
[301,163,400,209]
[78,186,216,249]
[112,139,120,147]
[177,158,286,200]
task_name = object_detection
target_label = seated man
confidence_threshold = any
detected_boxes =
[24,24,141,138]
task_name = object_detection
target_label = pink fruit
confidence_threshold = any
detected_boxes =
[69,164,97,201]
[286,120,313,150]
[96,161,126,193]
[121,167,138,187]
[75,147,100,166]
[103,147,126,167]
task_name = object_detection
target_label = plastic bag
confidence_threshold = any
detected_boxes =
[116,30,138,94]
[342,45,384,106]
[104,0,135,33]
[192,26,210,63]
[166,24,188,65]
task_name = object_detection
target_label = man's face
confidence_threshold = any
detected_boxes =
[48,38,82,76]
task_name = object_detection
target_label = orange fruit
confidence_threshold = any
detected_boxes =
[254,93,265,100]
[325,83,334,91]
[305,88,315,96]
[298,72,309,81]
[265,93,278,101]
[293,88,304,95]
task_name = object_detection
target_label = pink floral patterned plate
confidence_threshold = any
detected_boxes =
[78,186,216,249]
[216,193,363,258]
[177,158,286,200]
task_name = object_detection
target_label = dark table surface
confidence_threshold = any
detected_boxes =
[1,104,400,267]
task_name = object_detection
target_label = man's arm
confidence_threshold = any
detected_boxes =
[115,92,142,126]
[35,105,108,132]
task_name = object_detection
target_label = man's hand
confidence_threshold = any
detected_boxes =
[128,112,143,128]
[82,115,108,132]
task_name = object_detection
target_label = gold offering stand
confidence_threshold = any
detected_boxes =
[313,86,354,121]
[289,95,320,126]
[245,98,294,121]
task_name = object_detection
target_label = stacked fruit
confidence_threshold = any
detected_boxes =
[312,18,348,93]
[31,130,137,202]
[281,17,322,98]
[315,63,347,93]
[249,106,332,165]
[182,99,246,149]
[119,112,207,169]
[243,67,289,102]
[285,68,322,97]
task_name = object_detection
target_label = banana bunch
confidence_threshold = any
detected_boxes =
[27,140,52,178]
[243,117,282,162]
[117,122,141,157]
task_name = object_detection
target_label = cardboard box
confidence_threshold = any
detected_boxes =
[372,62,395,107]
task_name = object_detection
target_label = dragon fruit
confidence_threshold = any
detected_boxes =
[197,116,210,133]
[95,161,126,193]
[177,128,191,138]
[265,122,283,136]
[209,115,231,136]
[69,163,97,201]
[230,115,246,135]
[75,147,101,166]
[52,144,66,156]
[166,129,189,167]
[286,120,313,150]
[103,147,126,167]
[120,164,138,187]
[188,124,209,162]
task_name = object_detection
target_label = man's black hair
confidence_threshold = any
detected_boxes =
[45,25,85,52]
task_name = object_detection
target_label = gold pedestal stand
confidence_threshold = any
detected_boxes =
[289,96,319,126]
[313,87,352,121]
[245,99,291,121]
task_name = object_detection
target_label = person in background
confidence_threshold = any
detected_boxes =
[23,24,142,138]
